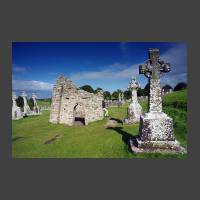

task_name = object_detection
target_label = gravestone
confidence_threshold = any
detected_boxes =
[130,48,186,153]
[12,92,23,120]
[117,93,121,107]
[21,91,32,116]
[121,92,125,104]
[118,93,121,102]
[32,93,41,115]
[127,76,142,123]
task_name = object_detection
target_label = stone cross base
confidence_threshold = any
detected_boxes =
[129,112,186,153]
[139,112,174,141]
[127,102,142,124]
[129,137,186,153]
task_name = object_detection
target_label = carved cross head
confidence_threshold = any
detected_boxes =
[128,76,139,91]
[139,48,171,79]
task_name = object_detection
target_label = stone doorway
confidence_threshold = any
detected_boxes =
[73,103,85,126]
[74,117,85,126]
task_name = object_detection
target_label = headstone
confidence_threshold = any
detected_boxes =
[21,91,32,116]
[127,76,142,123]
[129,48,186,153]
[32,93,41,115]
[12,92,23,120]
[121,92,125,104]
[118,93,121,102]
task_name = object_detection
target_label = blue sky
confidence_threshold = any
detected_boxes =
[12,42,187,98]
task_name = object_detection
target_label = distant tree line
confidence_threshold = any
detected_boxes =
[78,82,187,100]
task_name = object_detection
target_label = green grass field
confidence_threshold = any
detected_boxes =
[12,90,187,158]
[37,99,51,107]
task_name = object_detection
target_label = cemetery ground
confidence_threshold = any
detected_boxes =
[12,90,187,158]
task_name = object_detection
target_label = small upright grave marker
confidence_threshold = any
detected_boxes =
[21,91,32,116]
[12,92,23,120]
[32,93,41,115]
[127,76,142,123]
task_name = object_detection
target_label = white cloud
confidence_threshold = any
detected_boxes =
[70,43,187,84]
[12,80,53,91]
[70,63,139,81]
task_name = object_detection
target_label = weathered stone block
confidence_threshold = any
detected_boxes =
[128,102,142,123]
[133,112,187,152]
[139,112,174,141]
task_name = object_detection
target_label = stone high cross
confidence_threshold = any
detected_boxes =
[128,48,186,153]
[128,76,140,103]
[139,48,171,112]
[127,76,142,123]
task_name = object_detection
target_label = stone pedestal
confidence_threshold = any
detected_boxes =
[128,101,142,123]
[139,112,174,141]
[129,112,186,153]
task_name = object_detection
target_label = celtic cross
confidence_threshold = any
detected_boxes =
[139,48,171,112]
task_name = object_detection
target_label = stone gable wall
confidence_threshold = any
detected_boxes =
[49,76,104,125]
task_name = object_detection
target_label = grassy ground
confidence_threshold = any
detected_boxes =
[37,99,51,107]
[12,90,187,158]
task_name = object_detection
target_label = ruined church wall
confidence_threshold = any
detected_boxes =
[49,85,62,123]
[84,95,104,124]
[49,76,104,126]
[59,91,79,126]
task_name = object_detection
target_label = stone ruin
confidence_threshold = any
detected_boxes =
[32,93,41,115]
[21,91,41,116]
[49,75,104,126]
[21,91,32,116]
[129,48,186,153]
[12,91,41,120]
[161,86,173,96]
[127,76,142,123]
[12,92,23,120]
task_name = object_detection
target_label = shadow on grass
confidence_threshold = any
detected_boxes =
[12,136,25,142]
[107,126,134,152]
[107,126,187,159]
[109,118,123,125]
[44,134,61,144]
